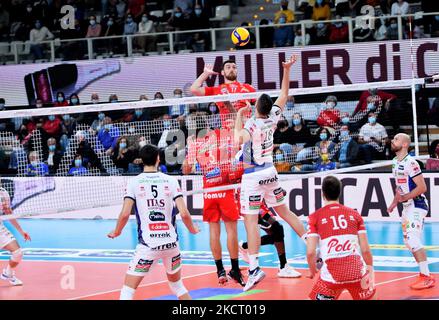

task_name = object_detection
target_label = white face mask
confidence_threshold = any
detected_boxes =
[139,141,147,148]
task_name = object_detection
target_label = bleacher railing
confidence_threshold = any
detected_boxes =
[0,11,438,65]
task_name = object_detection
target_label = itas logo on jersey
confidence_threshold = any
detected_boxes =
[149,223,170,231]
[327,238,353,255]
[149,211,165,221]
[146,199,166,207]
[205,167,221,179]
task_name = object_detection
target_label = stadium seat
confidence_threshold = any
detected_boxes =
[9,41,24,56]
[150,10,164,18]
[0,42,9,55]
[210,5,231,23]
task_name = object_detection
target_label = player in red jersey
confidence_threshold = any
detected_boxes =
[307,176,376,300]
[190,60,256,116]
[182,119,245,286]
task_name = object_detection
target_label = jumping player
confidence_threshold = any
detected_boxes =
[239,199,302,278]
[0,187,31,286]
[108,144,199,300]
[190,60,256,115]
[387,133,435,290]
[307,176,376,300]
[234,55,307,292]
[182,119,245,286]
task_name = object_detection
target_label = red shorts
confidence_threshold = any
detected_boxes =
[203,190,239,223]
[309,273,376,300]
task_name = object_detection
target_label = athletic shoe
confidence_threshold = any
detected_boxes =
[238,241,249,263]
[277,264,302,278]
[0,269,23,286]
[217,269,228,286]
[243,267,265,292]
[228,269,246,287]
[410,273,435,290]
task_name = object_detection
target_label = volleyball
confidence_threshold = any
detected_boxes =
[231,27,250,46]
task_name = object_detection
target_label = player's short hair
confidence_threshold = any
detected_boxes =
[140,144,160,166]
[256,94,273,116]
[222,59,236,69]
[322,176,341,201]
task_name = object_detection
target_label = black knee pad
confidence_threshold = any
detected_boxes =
[271,221,284,242]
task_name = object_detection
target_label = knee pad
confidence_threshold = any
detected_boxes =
[11,249,23,263]
[168,279,188,298]
[270,221,284,243]
[405,231,423,252]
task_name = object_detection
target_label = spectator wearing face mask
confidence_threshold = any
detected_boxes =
[169,88,187,118]
[274,117,293,149]
[123,14,138,35]
[329,15,349,44]
[69,154,88,175]
[54,92,69,107]
[75,131,105,172]
[29,19,54,60]
[127,0,146,21]
[44,137,62,175]
[317,96,340,128]
[274,0,295,24]
[391,0,409,16]
[314,151,336,172]
[26,151,49,176]
[386,18,399,40]
[174,0,193,16]
[353,88,396,117]
[353,23,374,42]
[60,113,77,152]
[312,0,331,21]
[98,116,120,155]
[294,26,311,46]
[137,13,156,52]
[358,112,388,163]
[273,13,294,47]
[91,93,100,104]
[207,103,221,129]
[42,115,62,140]
[86,15,102,38]
[91,112,106,133]
[334,125,359,168]
[274,148,292,173]
[112,136,137,173]
[339,112,356,133]
[289,113,314,151]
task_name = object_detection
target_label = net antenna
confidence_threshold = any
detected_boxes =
[408,15,419,156]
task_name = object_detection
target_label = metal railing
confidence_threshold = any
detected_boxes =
[0,11,438,65]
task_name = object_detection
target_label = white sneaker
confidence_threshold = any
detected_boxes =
[0,269,23,286]
[238,241,249,264]
[277,264,302,278]
[243,267,265,292]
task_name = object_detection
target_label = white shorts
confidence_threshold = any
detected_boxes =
[127,242,182,277]
[401,203,428,237]
[240,166,286,215]
[0,225,16,249]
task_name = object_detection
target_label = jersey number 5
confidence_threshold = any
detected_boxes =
[330,215,348,230]
[151,185,158,198]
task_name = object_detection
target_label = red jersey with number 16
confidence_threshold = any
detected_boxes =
[307,203,367,284]
[204,81,256,114]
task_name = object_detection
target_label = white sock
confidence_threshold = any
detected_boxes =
[249,254,259,272]
[5,264,12,276]
[120,285,136,300]
[419,261,430,276]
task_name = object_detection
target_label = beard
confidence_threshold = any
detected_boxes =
[391,144,402,153]
[224,72,237,81]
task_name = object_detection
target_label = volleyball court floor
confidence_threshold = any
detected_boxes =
[1,218,439,300]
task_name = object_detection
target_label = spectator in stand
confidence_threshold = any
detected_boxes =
[26,151,49,176]
[68,154,88,175]
[98,117,120,155]
[60,114,77,152]
[358,112,388,163]
[386,18,399,40]
[339,111,355,132]
[294,26,310,46]
[274,117,293,149]
[236,22,256,50]
[354,23,374,42]
[353,88,397,128]
[149,92,168,120]
[86,15,102,38]
[123,14,138,35]
[374,17,388,41]
[391,0,409,16]
[312,0,331,21]
[129,108,148,122]
[274,148,292,173]
[286,95,295,111]
[329,15,349,43]
[169,88,187,118]
[297,1,313,20]
[274,0,295,24]
[314,151,336,171]
[91,93,100,104]
[29,19,54,59]
[42,115,62,140]
[112,136,137,173]
[426,140,439,170]
[91,112,106,132]
[102,15,119,37]
[334,125,359,168]
[317,95,341,129]
[109,94,119,103]
[314,20,329,45]
[44,137,62,174]
[349,0,364,17]
[127,0,146,21]
[296,127,336,166]
[207,103,221,129]
[69,93,80,106]
[137,13,156,52]
[174,0,193,16]
[273,13,294,47]
[380,0,393,15]
[55,92,69,107]
[289,113,314,153]
[167,7,187,31]
[259,19,274,48]
[75,131,105,172]
[186,4,210,51]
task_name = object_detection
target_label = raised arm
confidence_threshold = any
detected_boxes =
[274,55,297,111]
[190,64,218,96]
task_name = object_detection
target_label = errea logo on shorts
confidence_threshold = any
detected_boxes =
[259,176,278,185]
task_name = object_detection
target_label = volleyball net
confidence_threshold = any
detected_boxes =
[0,77,434,220]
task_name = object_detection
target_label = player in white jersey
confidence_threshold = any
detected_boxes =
[108,144,199,300]
[387,133,435,290]
[234,55,307,292]
[0,186,31,286]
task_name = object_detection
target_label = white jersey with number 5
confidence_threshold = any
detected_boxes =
[124,172,183,248]
[241,104,282,166]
